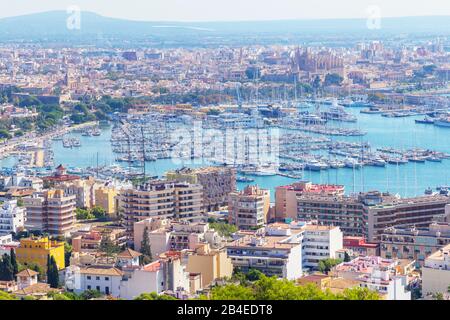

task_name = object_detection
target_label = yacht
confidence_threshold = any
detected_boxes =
[297,113,327,125]
[434,117,450,128]
[344,158,362,168]
[305,159,329,171]
[320,99,357,122]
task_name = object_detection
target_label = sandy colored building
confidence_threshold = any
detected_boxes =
[95,186,118,217]
[166,166,236,211]
[186,243,233,288]
[275,181,344,220]
[120,180,205,236]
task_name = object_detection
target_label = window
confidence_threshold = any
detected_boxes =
[96,286,100,291]
[105,277,109,281]
[87,285,91,290]
[96,276,100,280]
[87,276,91,280]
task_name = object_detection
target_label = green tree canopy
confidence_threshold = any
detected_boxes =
[140,226,153,265]
[134,292,177,300]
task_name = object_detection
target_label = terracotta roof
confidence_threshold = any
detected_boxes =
[79,266,123,276]
[13,283,55,296]
[143,261,161,272]
[117,248,142,259]
[16,269,38,277]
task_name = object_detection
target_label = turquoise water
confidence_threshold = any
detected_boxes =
[1,109,449,201]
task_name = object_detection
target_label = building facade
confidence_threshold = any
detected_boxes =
[166,166,236,211]
[0,200,26,235]
[228,185,270,230]
[24,189,76,236]
[380,222,450,267]
[15,237,65,271]
[421,243,450,296]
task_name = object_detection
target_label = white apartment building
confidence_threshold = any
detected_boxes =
[422,243,450,296]
[66,265,123,296]
[226,221,344,279]
[302,224,343,269]
[66,253,190,299]
[333,256,411,300]
[0,200,26,235]
[0,174,43,191]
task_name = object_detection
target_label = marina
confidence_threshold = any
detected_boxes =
[1,103,450,200]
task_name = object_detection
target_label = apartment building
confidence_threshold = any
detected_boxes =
[302,224,343,268]
[228,185,270,230]
[24,189,76,236]
[71,225,127,253]
[297,194,365,236]
[15,237,65,271]
[61,177,97,209]
[94,187,118,217]
[296,191,449,241]
[134,218,223,256]
[226,221,343,279]
[166,166,236,211]
[421,243,450,296]
[380,222,450,267]
[275,181,344,220]
[120,180,204,236]
[0,174,43,192]
[364,195,450,242]
[332,256,411,300]
[0,199,26,235]
[186,243,233,287]
[343,236,380,256]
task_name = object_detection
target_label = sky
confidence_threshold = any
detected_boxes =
[1,0,450,21]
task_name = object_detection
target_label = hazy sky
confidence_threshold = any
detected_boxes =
[2,0,450,21]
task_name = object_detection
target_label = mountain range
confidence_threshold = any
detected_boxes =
[0,11,448,45]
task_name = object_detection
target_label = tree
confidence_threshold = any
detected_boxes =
[99,234,121,257]
[80,289,103,300]
[90,206,107,219]
[140,226,153,265]
[46,255,60,288]
[0,291,17,300]
[339,287,380,300]
[75,208,94,220]
[64,242,72,268]
[134,292,177,300]
[209,284,256,300]
[209,222,238,237]
[246,269,264,282]
[324,73,344,86]
[0,254,14,281]
[318,258,342,273]
[208,275,380,300]
[312,75,322,91]
[10,249,18,276]
[344,251,351,262]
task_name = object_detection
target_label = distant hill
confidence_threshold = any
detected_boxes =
[0,11,448,44]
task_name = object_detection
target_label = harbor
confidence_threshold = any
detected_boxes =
[1,102,449,200]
